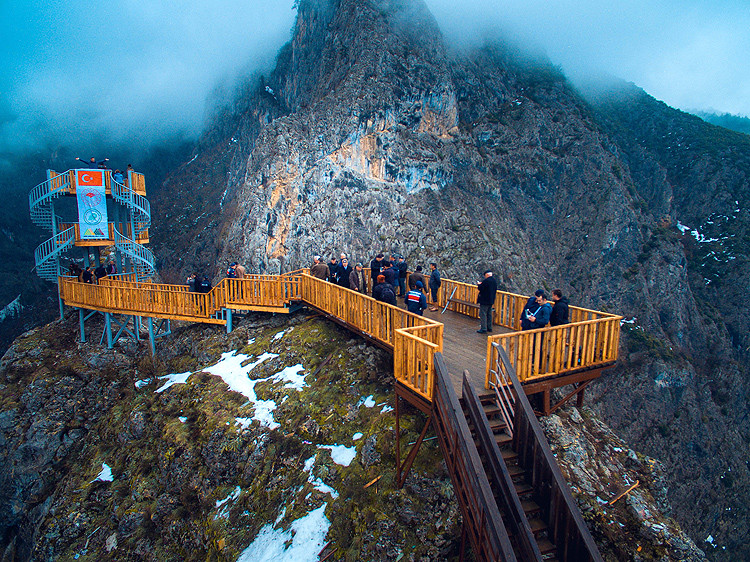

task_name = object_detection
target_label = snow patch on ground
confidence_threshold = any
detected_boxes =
[352,432,363,440]
[215,486,242,519]
[318,444,357,466]
[236,504,330,562]
[92,463,113,483]
[357,395,376,408]
[155,371,192,393]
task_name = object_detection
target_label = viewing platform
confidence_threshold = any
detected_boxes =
[57,270,621,414]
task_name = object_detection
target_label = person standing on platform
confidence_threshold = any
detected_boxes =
[382,261,397,286]
[106,259,117,275]
[328,257,340,283]
[476,270,498,333]
[311,255,329,280]
[349,263,367,293]
[406,281,428,315]
[337,258,352,288]
[94,261,107,282]
[235,262,246,278]
[409,265,426,292]
[369,254,384,292]
[428,262,441,311]
[82,266,93,284]
[187,273,197,292]
[521,290,552,330]
[396,255,408,298]
[373,274,397,305]
[549,289,570,326]
[226,262,237,278]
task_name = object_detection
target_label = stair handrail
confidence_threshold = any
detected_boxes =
[28,170,74,229]
[33,226,76,279]
[433,353,517,562]
[462,372,543,561]
[110,177,151,234]
[489,343,603,562]
[114,227,155,280]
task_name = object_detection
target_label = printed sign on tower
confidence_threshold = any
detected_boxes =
[75,169,108,239]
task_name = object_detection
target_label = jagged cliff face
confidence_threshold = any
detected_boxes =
[149,0,750,558]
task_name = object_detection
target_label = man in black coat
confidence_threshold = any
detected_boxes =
[549,289,570,326]
[476,270,498,333]
[336,258,353,289]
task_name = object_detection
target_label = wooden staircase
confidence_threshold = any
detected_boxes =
[466,391,558,560]
[431,350,602,562]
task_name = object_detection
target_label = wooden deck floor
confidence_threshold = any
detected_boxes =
[419,305,511,397]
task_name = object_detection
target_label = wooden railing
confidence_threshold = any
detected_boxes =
[486,314,622,386]
[60,277,226,323]
[462,373,543,560]
[298,275,442,400]
[488,344,603,561]
[432,353,517,562]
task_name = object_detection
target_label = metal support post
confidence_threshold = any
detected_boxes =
[148,317,156,356]
[79,308,86,342]
[58,293,64,320]
[105,312,113,348]
[226,308,232,333]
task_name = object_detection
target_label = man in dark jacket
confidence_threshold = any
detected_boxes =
[521,290,552,330]
[369,254,384,291]
[428,263,441,311]
[349,263,367,294]
[336,258,353,289]
[382,262,397,286]
[395,255,408,297]
[373,274,397,305]
[409,265,426,292]
[406,281,427,315]
[328,257,339,283]
[549,289,570,326]
[476,270,498,333]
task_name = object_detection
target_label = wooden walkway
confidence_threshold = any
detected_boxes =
[419,306,510,397]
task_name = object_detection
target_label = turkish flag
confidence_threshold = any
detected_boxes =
[77,170,104,187]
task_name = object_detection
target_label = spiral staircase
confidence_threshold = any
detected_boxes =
[29,169,156,282]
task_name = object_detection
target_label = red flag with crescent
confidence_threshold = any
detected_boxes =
[76,170,104,187]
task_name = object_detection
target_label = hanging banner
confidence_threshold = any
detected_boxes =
[75,169,108,239]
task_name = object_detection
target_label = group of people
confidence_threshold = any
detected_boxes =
[186,273,212,293]
[69,258,117,284]
[74,157,134,186]
[473,271,570,334]
[520,289,569,330]
[309,253,442,316]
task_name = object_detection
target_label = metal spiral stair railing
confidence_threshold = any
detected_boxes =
[34,226,76,282]
[114,228,155,281]
[111,178,151,236]
[29,171,73,231]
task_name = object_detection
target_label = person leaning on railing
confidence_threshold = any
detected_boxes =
[549,289,570,326]
[521,290,552,330]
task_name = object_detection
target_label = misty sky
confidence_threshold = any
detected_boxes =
[2,0,749,155]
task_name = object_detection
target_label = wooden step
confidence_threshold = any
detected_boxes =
[528,517,547,537]
[536,537,557,556]
[507,464,525,482]
[495,432,512,446]
[501,448,518,463]
[489,420,509,433]
[521,499,542,517]
[514,481,533,498]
